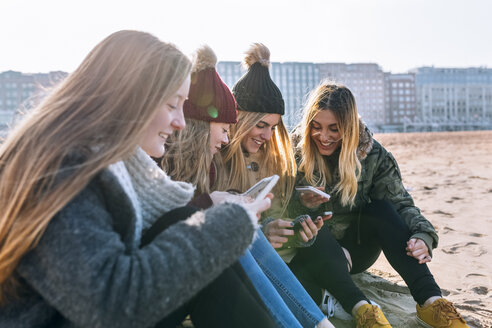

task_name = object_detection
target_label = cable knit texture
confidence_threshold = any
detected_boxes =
[123,147,195,230]
[108,161,143,248]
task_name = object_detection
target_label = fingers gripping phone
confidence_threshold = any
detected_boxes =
[291,214,310,232]
[295,186,330,199]
[291,212,332,232]
[242,175,279,201]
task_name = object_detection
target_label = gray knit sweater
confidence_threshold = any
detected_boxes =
[0,149,257,327]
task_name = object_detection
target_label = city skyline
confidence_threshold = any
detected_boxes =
[3,63,491,133]
[1,0,491,74]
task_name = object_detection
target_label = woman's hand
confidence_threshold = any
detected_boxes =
[296,211,332,242]
[210,191,239,205]
[296,216,322,242]
[264,219,295,248]
[406,238,431,264]
[241,193,273,221]
[211,191,273,221]
[265,210,332,248]
[299,187,330,209]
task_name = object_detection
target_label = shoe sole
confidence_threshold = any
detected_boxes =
[416,315,435,328]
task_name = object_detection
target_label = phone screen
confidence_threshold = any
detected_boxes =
[243,175,279,200]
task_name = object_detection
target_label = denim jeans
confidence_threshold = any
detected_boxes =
[239,230,325,328]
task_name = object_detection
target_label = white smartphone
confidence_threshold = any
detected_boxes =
[295,186,330,199]
[242,175,279,201]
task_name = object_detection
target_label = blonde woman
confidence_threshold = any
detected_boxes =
[163,45,332,328]
[0,31,275,328]
[288,81,469,328]
[221,44,325,256]
[162,45,235,197]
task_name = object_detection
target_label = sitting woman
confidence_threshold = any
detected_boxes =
[0,30,274,328]
[288,80,469,328]
[222,43,325,254]
[162,45,332,328]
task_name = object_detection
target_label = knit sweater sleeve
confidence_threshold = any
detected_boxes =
[17,178,255,328]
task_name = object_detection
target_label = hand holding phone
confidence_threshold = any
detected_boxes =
[295,186,330,209]
[322,211,333,221]
[242,175,279,201]
[291,215,319,242]
[263,219,295,248]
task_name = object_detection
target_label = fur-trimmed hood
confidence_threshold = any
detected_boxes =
[357,120,374,160]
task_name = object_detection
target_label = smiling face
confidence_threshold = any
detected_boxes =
[140,76,191,157]
[209,122,230,155]
[241,114,281,154]
[310,109,342,156]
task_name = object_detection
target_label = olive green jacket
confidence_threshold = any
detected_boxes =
[289,124,438,256]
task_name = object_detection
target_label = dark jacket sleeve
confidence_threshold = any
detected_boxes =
[370,148,438,254]
[17,179,255,328]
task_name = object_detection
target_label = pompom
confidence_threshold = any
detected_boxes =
[192,45,217,73]
[243,43,270,69]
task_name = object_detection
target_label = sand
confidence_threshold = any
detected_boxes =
[348,130,492,328]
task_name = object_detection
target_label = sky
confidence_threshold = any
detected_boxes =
[1,0,491,74]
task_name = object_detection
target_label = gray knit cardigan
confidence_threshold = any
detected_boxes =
[0,161,256,327]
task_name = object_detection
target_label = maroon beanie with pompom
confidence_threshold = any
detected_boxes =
[183,45,237,123]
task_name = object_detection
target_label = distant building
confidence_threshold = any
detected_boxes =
[318,63,386,128]
[3,64,492,135]
[413,67,492,124]
[217,61,320,128]
[384,73,417,124]
[270,62,319,127]
[216,61,243,92]
[0,70,67,129]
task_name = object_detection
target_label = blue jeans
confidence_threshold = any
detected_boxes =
[239,230,325,328]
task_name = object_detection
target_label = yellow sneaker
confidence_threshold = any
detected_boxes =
[416,298,469,328]
[355,304,392,328]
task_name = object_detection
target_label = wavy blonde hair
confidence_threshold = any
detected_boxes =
[294,81,361,207]
[0,30,191,303]
[220,111,296,216]
[161,118,226,195]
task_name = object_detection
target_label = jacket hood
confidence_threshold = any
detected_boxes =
[357,119,374,160]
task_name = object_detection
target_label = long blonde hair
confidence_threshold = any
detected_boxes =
[220,111,296,215]
[295,81,361,207]
[161,118,226,195]
[0,30,191,302]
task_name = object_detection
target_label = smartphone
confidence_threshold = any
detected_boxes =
[295,186,330,199]
[322,211,333,221]
[242,175,279,201]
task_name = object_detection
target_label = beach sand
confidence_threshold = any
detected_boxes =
[337,130,492,328]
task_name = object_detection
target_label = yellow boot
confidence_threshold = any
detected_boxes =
[416,298,469,328]
[355,304,392,328]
